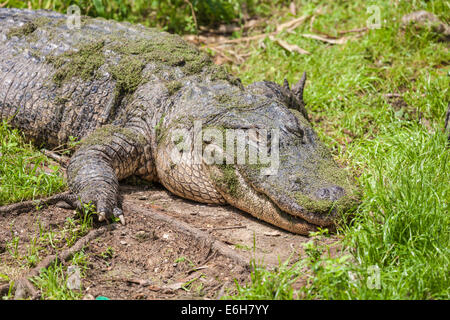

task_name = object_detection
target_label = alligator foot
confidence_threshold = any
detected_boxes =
[99,207,126,225]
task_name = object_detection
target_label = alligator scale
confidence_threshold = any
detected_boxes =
[0,9,360,235]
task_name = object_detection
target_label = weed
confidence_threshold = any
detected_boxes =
[0,120,66,206]
[100,247,114,260]
[5,0,284,34]
[30,261,83,300]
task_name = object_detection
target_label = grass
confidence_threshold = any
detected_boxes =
[4,0,288,34]
[0,121,66,206]
[224,0,449,299]
[1,0,449,299]
[0,201,96,300]
[30,255,87,300]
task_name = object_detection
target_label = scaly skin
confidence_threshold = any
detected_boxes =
[0,9,360,235]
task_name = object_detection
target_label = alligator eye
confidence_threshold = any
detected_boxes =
[284,117,305,140]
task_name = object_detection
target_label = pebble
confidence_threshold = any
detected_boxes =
[135,230,148,241]
[264,231,281,237]
[120,240,127,245]
[66,265,81,291]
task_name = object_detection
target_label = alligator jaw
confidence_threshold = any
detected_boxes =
[209,165,320,235]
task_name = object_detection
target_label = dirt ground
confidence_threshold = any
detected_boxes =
[0,183,339,300]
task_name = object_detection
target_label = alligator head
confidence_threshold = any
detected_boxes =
[155,73,361,235]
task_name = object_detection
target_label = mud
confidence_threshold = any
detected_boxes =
[0,183,339,299]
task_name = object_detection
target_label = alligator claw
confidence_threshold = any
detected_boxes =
[98,211,107,222]
[113,208,126,225]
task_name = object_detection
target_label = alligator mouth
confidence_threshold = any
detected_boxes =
[209,165,349,235]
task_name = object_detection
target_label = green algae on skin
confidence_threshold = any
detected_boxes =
[294,191,358,216]
[213,92,253,109]
[46,40,106,86]
[6,17,52,39]
[43,17,238,97]
[211,164,240,197]
[109,56,146,98]
[294,159,361,214]
[165,80,183,96]
[79,125,146,148]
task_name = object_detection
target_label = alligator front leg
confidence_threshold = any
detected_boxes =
[67,125,149,224]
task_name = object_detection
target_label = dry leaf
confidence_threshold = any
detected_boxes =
[269,36,310,55]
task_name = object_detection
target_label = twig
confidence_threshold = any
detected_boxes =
[12,227,108,299]
[207,46,236,64]
[212,32,271,45]
[210,15,310,46]
[269,36,310,54]
[0,192,74,216]
[187,265,209,274]
[298,33,349,45]
[184,0,198,32]
[41,149,70,167]
[127,202,251,269]
[338,27,368,34]
[0,1,9,8]
[276,14,310,33]
[200,225,247,231]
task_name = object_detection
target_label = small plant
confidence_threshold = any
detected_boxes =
[182,274,205,292]
[30,261,83,300]
[25,236,41,267]
[0,274,14,300]
[71,251,89,275]
[174,256,196,268]
[63,217,78,247]
[234,243,252,251]
[100,247,114,260]
[224,256,303,300]
[6,229,20,260]
[76,201,96,235]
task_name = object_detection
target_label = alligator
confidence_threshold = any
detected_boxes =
[0,8,360,235]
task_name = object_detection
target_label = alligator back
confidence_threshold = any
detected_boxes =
[0,8,220,147]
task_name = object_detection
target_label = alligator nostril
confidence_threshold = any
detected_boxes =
[315,186,345,201]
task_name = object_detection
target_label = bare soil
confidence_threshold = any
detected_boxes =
[0,183,339,300]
